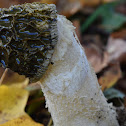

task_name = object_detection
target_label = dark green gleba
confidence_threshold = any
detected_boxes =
[0,3,58,82]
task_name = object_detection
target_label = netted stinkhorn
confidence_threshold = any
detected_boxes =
[0,3,119,126]
[0,3,57,82]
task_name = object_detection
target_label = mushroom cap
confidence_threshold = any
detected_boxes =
[0,3,57,82]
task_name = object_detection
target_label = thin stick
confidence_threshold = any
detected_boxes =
[47,117,53,126]
[25,82,41,91]
[0,68,8,85]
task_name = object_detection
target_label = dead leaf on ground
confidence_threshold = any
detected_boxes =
[82,35,109,73]
[0,114,43,126]
[116,76,126,95]
[0,85,29,124]
[0,85,44,126]
[111,29,126,40]
[98,63,122,91]
[56,0,82,17]
[107,37,126,63]
[0,68,29,88]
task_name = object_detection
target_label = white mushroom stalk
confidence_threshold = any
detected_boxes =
[40,15,119,126]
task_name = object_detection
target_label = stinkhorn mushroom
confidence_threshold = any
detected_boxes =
[0,3,119,126]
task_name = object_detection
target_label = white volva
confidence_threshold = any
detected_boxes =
[40,15,119,126]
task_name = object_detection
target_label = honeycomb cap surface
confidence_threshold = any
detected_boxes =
[0,3,57,82]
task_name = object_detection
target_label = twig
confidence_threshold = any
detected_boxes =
[25,82,41,92]
[47,117,53,126]
[0,68,8,85]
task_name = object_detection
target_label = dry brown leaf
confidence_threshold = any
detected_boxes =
[56,0,81,17]
[85,47,108,73]
[111,29,126,39]
[0,68,29,88]
[107,37,126,63]
[82,35,108,73]
[98,63,122,91]
[116,76,126,95]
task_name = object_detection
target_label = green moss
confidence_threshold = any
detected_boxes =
[0,3,57,82]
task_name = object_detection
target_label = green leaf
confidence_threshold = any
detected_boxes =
[101,8,126,32]
[104,88,125,100]
[81,1,126,32]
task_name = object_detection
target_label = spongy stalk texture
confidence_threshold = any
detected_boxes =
[40,15,119,126]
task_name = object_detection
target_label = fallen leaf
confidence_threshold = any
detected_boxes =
[101,10,126,32]
[104,88,125,100]
[0,114,43,126]
[0,85,44,126]
[82,35,109,73]
[57,0,81,17]
[85,47,108,73]
[0,68,29,88]
[98,63,122,91]
[0,85,29,124]
[111,29,126,39]
[107,37,126,63]
[115,76,126,95]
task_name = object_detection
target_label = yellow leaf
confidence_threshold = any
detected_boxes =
[0,85,44,126]
[98,63,122,91]
[0,114,43,126]
[0,85,29,124]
